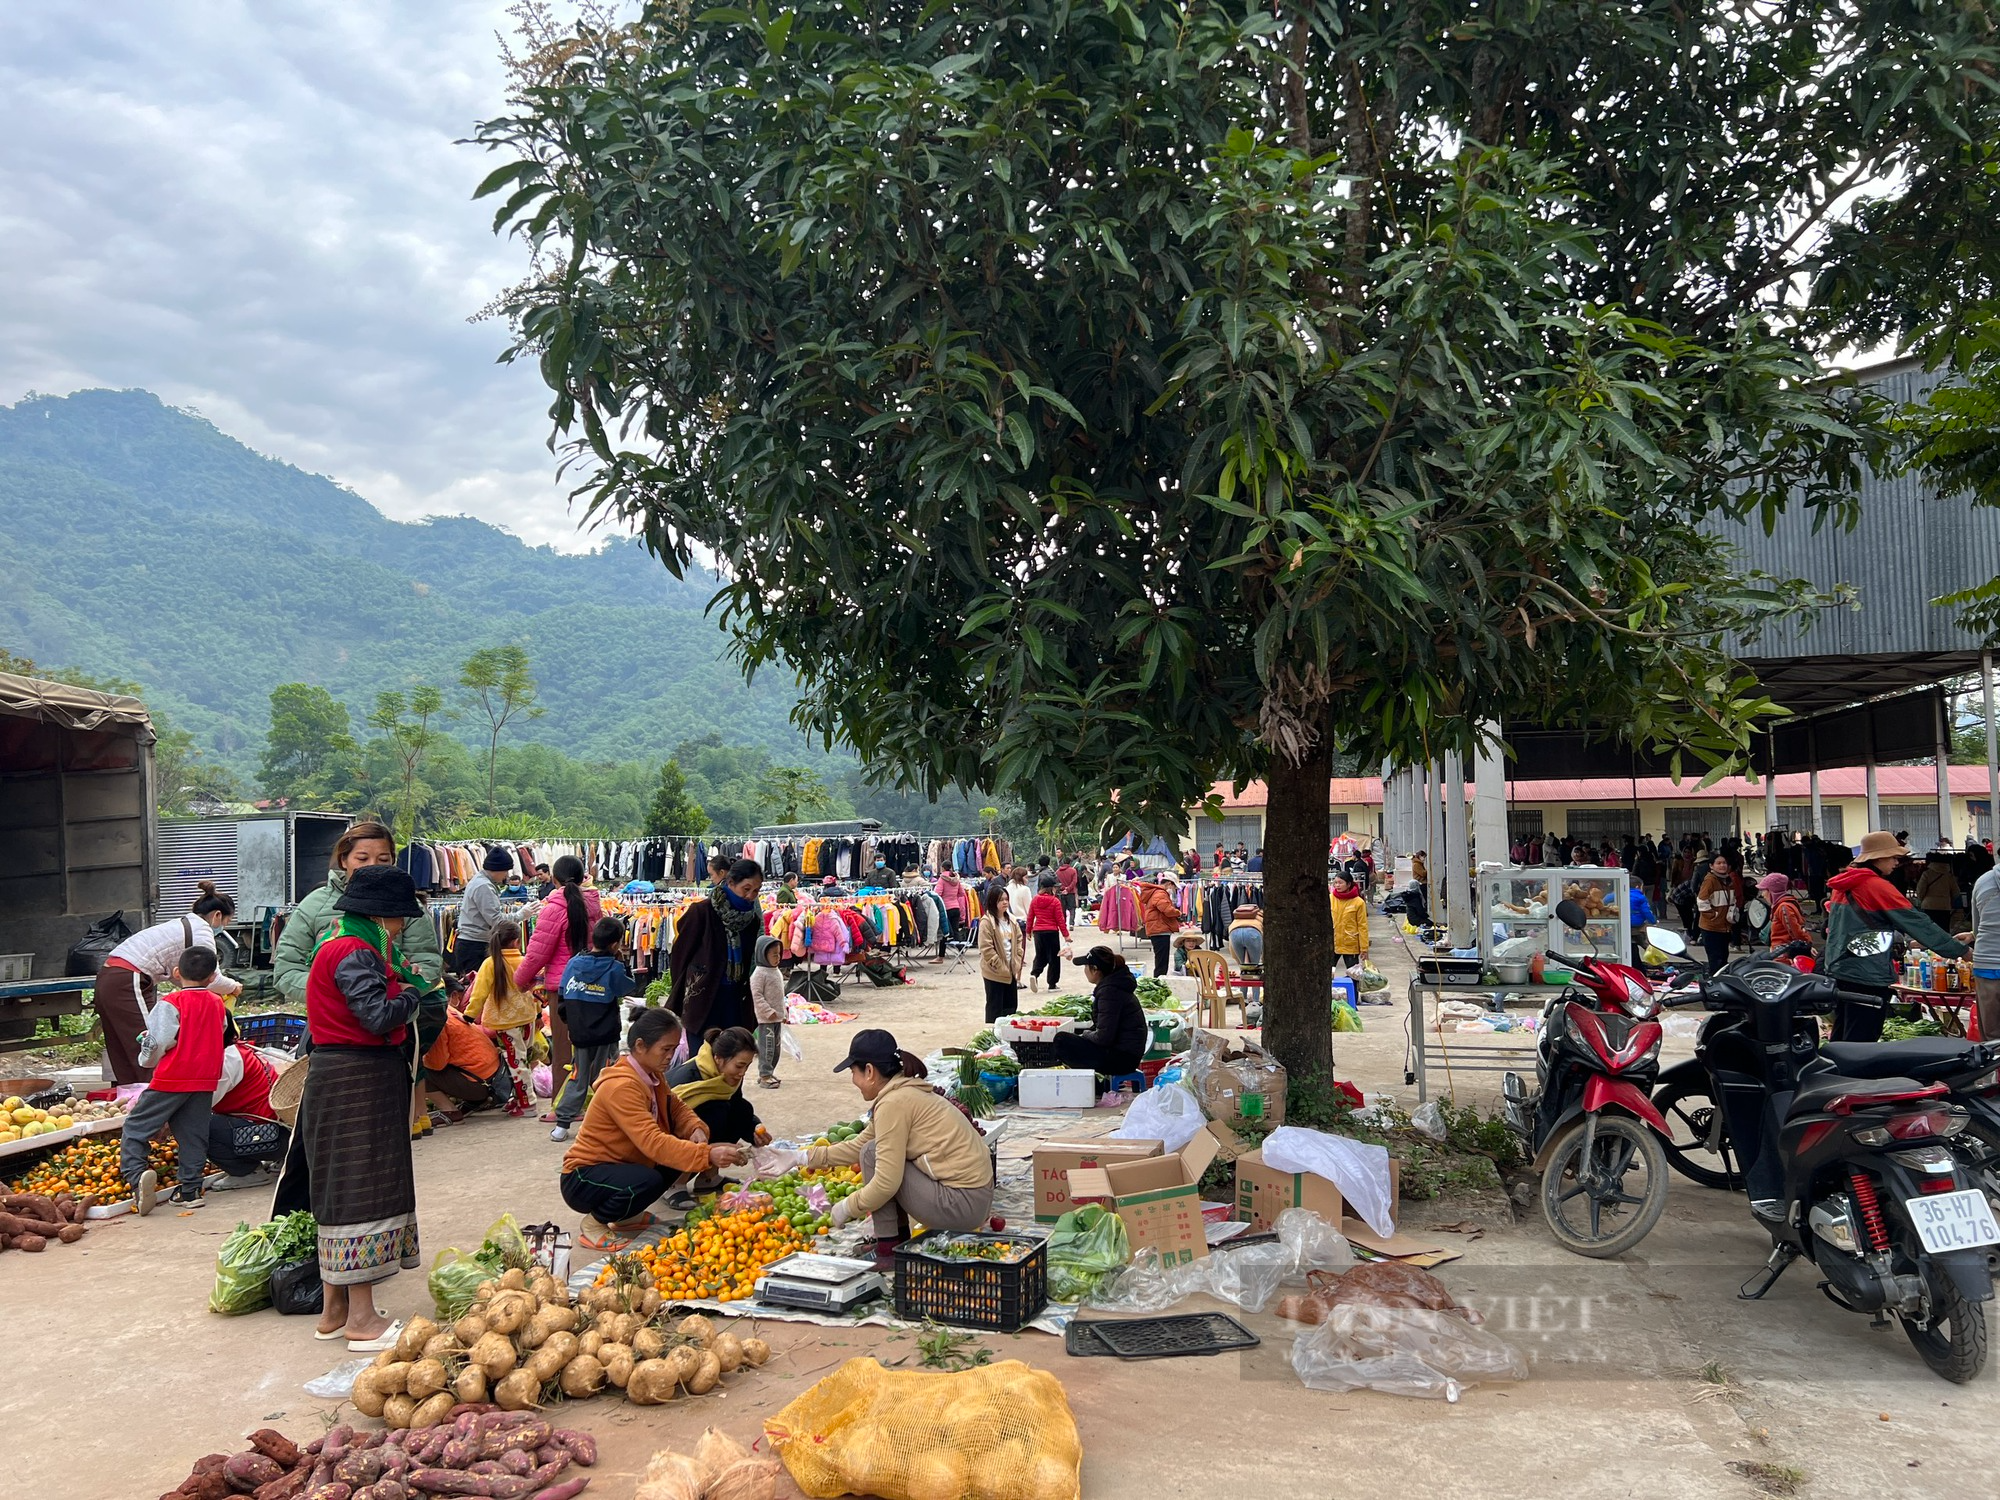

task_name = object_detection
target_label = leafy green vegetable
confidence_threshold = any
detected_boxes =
[1030,994,1095,1019]
[266,1210,318,1265]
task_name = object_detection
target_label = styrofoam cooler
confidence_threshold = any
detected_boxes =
[1017,1069,1097,1109]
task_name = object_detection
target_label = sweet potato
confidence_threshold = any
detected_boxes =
[9,1233,47,1251]
[521,1459,570,1490]
[251,1467,311,1500]
[225,1453,284,1493]
[335,1450,384,1490]
[406,1470,489,1495]
[526,1481,588,1500]
[549,1432,595,1468]
[248,1431,301,1468]
[312,1486,352,1500]
[496,1451,533,1478]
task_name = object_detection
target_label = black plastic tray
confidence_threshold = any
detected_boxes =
[1064,1320,1118,1358]
[1077,1313,1260,1360]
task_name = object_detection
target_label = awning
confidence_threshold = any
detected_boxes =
[0,671,156,743]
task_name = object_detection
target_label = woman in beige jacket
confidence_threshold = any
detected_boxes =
[797,1028,995,1265]
[978,887,1027,1023]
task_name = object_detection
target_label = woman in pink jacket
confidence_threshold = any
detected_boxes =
[514,854,602,1117]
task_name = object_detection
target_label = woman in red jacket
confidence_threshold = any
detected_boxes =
[1025,873,1072,992]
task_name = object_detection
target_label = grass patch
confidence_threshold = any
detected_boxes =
[1255,1077,1522,1202]
[1728,1460,1806,1495]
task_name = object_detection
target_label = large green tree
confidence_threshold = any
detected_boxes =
[480,0,1996,1079]
[646,757,711,835]
[259,683,361,805]
[369,686,448,840]
[459,645,546,814]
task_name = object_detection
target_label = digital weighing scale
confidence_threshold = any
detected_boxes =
[754,1252,886,1313]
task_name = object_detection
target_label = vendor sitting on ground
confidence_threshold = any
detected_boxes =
[560,1008,747,1251]
[1053,947,1149,1081]
[792,1028,995,1268]
[420,1006,511,1118]
[1227,904,1264,969]
[668,1026,771,1150]
[206,1020,288,1192]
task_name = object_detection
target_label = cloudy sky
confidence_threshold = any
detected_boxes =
[0,2,609,550]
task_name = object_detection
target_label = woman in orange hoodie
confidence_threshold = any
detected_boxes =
[1137,873,1184,977]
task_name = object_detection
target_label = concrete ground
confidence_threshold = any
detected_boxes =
[5,910,1993,1500]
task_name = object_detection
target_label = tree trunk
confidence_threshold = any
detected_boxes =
[1261,737,1336,1086]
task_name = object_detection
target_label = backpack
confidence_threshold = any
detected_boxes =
[1670,880,1696,911]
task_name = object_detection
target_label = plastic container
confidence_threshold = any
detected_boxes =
[1010,1039,1065,1069]
[893,1231,1048,1332]
[979,1071,1018,1103]
[1330,976,1358,1010]
[1018,1069,1096,1109]
[236,1012,309,1052]
[0,954,32,983]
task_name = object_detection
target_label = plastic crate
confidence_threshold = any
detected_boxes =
[236,1011,308,1052]
[1010,1038,1064,1069]
[893,1231,1048,1332]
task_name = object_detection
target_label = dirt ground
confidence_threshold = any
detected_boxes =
[5,911,1996,1500]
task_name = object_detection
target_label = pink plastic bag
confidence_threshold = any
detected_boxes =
[532,1063,553,1099]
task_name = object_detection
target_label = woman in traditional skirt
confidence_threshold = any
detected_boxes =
[300,865,430,1350]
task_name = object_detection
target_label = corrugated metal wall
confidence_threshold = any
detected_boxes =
[1712,360,2000,658]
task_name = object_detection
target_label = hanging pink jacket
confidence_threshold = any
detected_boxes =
[515,886,605,990]
[808,905,851,965]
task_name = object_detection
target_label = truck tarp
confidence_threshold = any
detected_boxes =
[0,671,156,742]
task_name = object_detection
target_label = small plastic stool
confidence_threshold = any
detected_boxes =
[1107,1070,1150,1094]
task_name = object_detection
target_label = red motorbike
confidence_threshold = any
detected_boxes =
[1502,900,1693,1256]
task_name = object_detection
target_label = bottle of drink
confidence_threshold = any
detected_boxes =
[1919,954,1934,990]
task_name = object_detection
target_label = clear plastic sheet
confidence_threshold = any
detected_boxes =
[1290,1304,1528,1402]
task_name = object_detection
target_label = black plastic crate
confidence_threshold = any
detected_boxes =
[893,1231,1047,1332]
[237,1011,308,1051]
[1091,1313,1259,1360]
[1010,1038,1064,1068]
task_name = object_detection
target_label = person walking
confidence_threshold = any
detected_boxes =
[749,935,787,1089]
[451,847,514,975]
[515,853,603,1115]
[122,944,228,1215]
[1136,873,1183,977]
[1330,872,1370,975]
[1825,831,1970,1042]
[1695,853,1739,974]
[1024,874,1071,992]
[978,888,1026,1022]
[549,917,637,1143]
[95,881,243,1085]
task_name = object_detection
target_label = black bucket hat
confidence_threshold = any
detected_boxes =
[333,864,424,919]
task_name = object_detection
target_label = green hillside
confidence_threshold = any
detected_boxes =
[0,388,814,773]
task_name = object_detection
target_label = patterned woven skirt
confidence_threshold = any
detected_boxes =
[302,1044,419,1286]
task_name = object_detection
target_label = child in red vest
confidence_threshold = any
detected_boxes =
[122,945,228,1215]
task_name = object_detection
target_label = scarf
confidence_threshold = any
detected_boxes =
[711,885,762,990]
[317,912,446,1004]
[671,1041,739,1109]
[625,1053,667,1129]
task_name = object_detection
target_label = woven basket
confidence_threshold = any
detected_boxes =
[268,1055,309,1127]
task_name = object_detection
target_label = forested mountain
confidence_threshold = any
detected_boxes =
[0,388,812,774]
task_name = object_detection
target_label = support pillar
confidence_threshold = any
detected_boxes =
[1425,760,1443,932]
[1938,690,1957,847]
[1985,652,1998,846]
[1763,774,1778,839]
[1444,749,1472,949]
[1473,728,1508,869]
[1809,725,1825,842]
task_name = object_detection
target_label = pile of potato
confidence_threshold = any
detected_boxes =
[349,1267,770,1425]
[0,1190,89,1252]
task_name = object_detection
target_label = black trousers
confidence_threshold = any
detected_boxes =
[1150,934,1172,976]
[426,1064,508,1109]
[451,938,489,976]
[1031,930,1062,987]
[561,1163,677,1225]
[1054,1030,1141,1080]
[983,979,1018,1023]
[1833,982,1892,1043]
[1700,933,1732,976]
[689,1092,761,1146]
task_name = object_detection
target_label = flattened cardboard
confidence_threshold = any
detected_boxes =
[1031,1137,1163,1223]
[1340,1216,1459,1268]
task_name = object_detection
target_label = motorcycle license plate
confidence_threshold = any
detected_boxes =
[1906,1188,2000,1254]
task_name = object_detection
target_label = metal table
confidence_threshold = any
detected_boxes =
[1405,978,1574,1101]
[1890,984,1985,1041]
[0,978,92,1056]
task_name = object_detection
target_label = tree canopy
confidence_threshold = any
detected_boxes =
[480,0,1998,1076]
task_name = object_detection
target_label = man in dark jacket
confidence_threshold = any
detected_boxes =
[1054,946,1150,1079]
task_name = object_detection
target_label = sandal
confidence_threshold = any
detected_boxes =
[758,1076,782,1089]
[346,1319,405,1353]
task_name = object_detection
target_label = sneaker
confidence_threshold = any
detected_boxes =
[1028,975,1039,992]
[164,1188,207,1210]
[209,1169,275,1192]
[134,1168,159,1217]
[549,1124,572,1142]
[411,1117,432,1141]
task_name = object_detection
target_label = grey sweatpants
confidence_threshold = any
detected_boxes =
[756,1022,782,1080]
[555,1042,617,1126]
[859,1141,995,1240]
[121,1086,213,1197]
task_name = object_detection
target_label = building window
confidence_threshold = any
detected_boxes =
[1564,809,1637,847]
[1663,808,1725,842]
[1197,814,1262,852]
[1778,804,1844,843]
[1507,810,1544,840]
[1883,804,1940,853]
[1328,813,1349,837]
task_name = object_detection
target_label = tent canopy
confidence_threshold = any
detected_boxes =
[0,671,155,743]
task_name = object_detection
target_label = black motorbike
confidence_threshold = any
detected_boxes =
[1685,956,1997,1382]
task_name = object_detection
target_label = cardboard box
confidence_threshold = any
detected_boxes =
[1190,1031,1287,1128]
[1067,1123,1226,1264]
[1031,1138,1164,1223]
[1018,1069,1098,1109]
[1234,1147,1402,1232]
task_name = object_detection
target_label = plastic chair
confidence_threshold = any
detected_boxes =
[1183,949,1231,1027]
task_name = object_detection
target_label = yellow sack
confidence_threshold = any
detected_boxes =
[765,1356,1082,1500]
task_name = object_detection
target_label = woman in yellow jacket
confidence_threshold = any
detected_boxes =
[467,919,536,1114]
[1330,874,1370,976]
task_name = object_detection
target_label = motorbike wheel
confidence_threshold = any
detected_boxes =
[1541,1114,1670,1258]
[1902,1286,1988,1384]
[1652,1078,1742,1191]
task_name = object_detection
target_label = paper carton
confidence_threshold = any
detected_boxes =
[1031,1138,1164,1223]
[1067,1123,1227,1264]
[1189,1030,1288,1128]
[1233,1146,1403,1232]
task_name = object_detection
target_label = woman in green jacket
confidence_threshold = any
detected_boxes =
[273,821,443,1004]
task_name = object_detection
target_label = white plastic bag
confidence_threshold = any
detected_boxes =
[1260,1126,1398,1237]
[1088,1240,1290,1315]
[1110,1079,1207,1154]
[1291,1305,1528,1402]
[1410,1100,1449,1142]
[780,1026,804,1060]
[1273,1208,1355,1281]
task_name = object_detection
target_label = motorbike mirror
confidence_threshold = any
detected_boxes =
[1554,898,1590,931]
[1642,925,1688,958]
[1843,931,1894,957]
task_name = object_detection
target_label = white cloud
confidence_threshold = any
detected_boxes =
[0,1,609,550]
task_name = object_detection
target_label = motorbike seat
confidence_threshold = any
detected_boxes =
[1812,1038,1980,1082]
[1786,1072,1930,1120]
